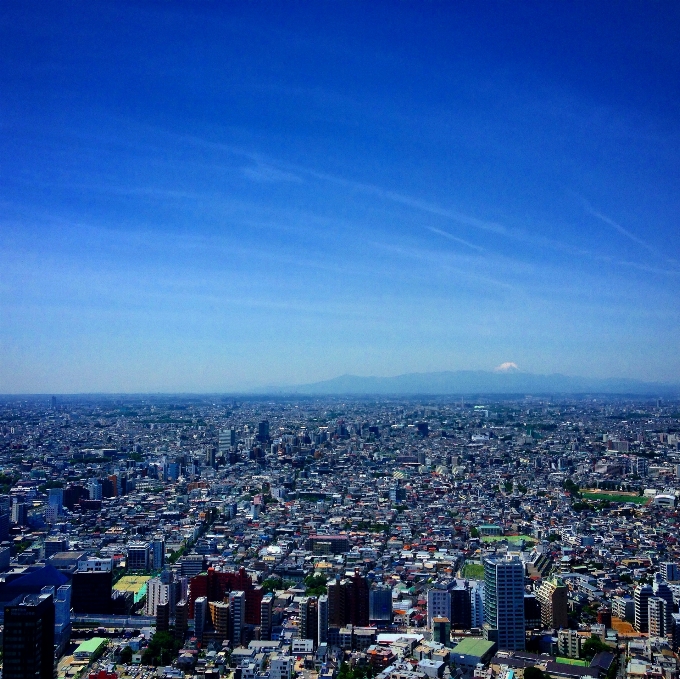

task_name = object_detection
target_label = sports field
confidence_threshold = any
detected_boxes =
[480,534,536,543]
[580,491,648,505]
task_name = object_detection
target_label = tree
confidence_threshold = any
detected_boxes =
[304,573,328,596]
[470,527,480,538]
[581,636,610,661]
[120,646,133,664]
[140,630,180,666]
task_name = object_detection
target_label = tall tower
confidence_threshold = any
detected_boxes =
[219,429,236,457]
[483,556,526,650]
[634,583,653,632]
[3,593,55,679]
[260,593,273,641]
[659,563,680,582]
[369,583,393,624]
[537,576,569,630]
[327,577,345,627]
[194,596,208,643]
[648,597,669,638]
[299,596,318,646]
[652,574,674,631]
[317,594,329,644]
[229,590,245,646]
[450,583,472,629]
[427,586,451,630]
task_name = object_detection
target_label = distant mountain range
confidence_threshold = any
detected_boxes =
[272,370,678,395]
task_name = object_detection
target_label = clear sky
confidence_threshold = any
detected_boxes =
[1,1,679,392]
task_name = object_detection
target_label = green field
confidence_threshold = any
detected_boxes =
[461,563,485,579]
[556,658,589,667]
[480,534,536,543]
[580,492,648,505]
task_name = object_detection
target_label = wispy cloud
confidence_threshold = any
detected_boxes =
[584,203,679,269]
[426,226,485,252]
[242,163,303,184]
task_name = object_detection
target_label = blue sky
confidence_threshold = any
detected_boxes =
[1,1,679,392]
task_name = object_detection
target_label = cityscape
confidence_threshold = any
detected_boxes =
[2,3,680,679]
[0,394,679,679]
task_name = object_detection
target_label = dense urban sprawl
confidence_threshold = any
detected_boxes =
[1,395,680,679]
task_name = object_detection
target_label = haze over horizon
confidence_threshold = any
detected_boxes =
[2,2,680,393]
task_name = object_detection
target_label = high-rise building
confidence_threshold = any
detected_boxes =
[260,593,273,641]
[432,617,452,647]
[188,567,263,624]
[634,583,653,632]
[427,586,451,630]
[648,597,670,638]
[3,593,55,679]
[71,566,113,614]
[10,502,27,526]
[536,576,569,629]
[127,542,151,571]
[219,428,236,456]
[44,538,69,559]
[209,601,230,641]
[41,583,71,656]
[652,574,674,631]
[146,577,170,617]
[156,601,170,632]
[483,556,526,651]
[318,594,329,644]
[369,583,393,624]
[300,596,318,646]
[194,596,208,642]
[229,590,245,646]
[451,583,472,629]
[151,539,165,570]
[659,563,680,582]
[558,629,580,658]
[470,582,485,628]
[258,421,270,442]
[327,572,369,627]
[87,481,102,501]
[47,488,64,515]
[612,596,634,622]
[175,599,189,641]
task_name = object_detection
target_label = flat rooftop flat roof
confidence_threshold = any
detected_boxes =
[113,575,150,593]
[452,638,496,657]
[74,637,107,654]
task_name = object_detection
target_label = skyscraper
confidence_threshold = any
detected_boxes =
[318,594,329,644]
[427,586,451,631]
[219,429,236,457]
[450,583,472,630]
[483,556,526,651]
[260,593,273,641]
[3,592,55,679]
[648,597,670,638]
[634,583,653,632]
[229,590,245,646]
[258,420,270,442]
[300,596,318,646]
[652,574,674,632]
[327,572,369,627]
[536,576,569,629]
[369,583,393,624]
[194,596,208,643]
[470,582,485,628]
[659,563,680,582]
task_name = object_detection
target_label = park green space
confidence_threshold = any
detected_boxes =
[580,491,648,505]
[480,534,536,543]
[461,563,485,579]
